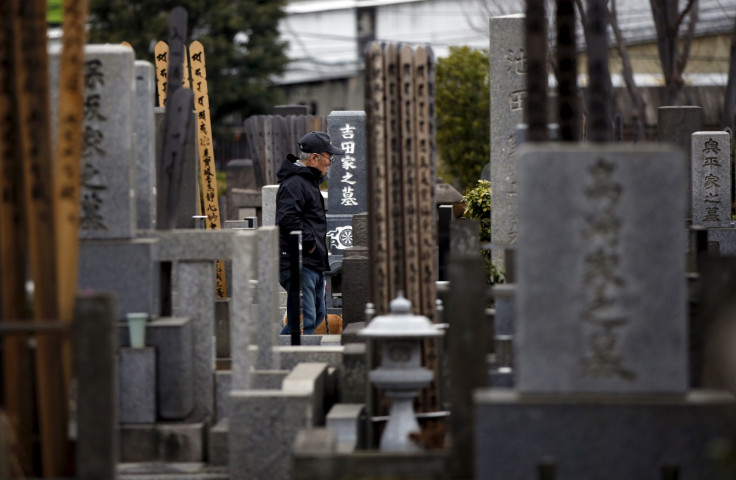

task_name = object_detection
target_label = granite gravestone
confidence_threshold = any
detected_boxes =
[79,45,136,239]
[516,143,687,393]
[134,60,157,231]
[658,106,704,218]
[489,14,527,269]
[327,111,368,256]
[691,131,731,228]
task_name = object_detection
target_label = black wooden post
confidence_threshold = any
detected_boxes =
[526,0,548,142]
[437,205,453,281]
[288,231,302,345]
[556,0,579,142]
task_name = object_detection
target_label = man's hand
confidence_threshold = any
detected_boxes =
[309,245,316,254]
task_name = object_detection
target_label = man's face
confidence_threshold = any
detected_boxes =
[311,152,333,176]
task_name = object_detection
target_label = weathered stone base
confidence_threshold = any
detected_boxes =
[475,389,735,479]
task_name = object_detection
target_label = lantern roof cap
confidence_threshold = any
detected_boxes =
[359,292,444,339]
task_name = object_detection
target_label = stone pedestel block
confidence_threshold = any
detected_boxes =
[215,370,232,422]
[326,403,366,453]
[119,347,156,424]
[338,343,367,404]
[209,419,229,466]
[229,391,313,480]
[708,227,736,256]
[341,252,370,326]
[119,317,194,420]
[475,389,735,479]
[78,238,160,320]
[177,261,216,419]
[492,284,515,337]
[261,185,279,226]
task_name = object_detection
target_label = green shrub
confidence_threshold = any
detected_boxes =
[462,179,504,286]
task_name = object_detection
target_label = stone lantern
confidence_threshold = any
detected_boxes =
[359,293,444,451]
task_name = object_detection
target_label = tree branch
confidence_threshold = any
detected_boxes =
[676,0,698,78]
[675,0,698,30]
[610,0,647,125]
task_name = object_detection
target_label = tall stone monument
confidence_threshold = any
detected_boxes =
[326,111,368,257]
[489,14,527,270]
[75,45,161,319]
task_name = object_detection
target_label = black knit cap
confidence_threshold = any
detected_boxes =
[298,131,345,155]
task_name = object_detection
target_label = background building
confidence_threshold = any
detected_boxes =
[276,0,736,121]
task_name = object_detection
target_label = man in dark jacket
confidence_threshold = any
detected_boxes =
[276,131,345,334]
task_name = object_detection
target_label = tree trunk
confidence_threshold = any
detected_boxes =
[649,0,699,106]
[610,0,647,127]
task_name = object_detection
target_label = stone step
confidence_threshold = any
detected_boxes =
[117,462,228,480]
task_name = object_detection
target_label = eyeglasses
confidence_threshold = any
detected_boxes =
[317,153,334,164]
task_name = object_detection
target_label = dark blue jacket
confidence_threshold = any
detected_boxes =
[276,154,330,272]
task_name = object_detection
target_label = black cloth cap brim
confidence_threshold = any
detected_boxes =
[326,144,345,155]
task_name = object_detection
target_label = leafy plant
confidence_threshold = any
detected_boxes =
[463,179,504,286]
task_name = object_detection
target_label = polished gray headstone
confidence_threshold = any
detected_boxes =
[327,111,367,255]
[692,131,731,228]
[517,143,687,393]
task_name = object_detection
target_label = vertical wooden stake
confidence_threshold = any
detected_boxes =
[9,0,69,475]
[0,1,33,474]
[54,0,89,414]
[154,41,169,107]
[189,40,227,297]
